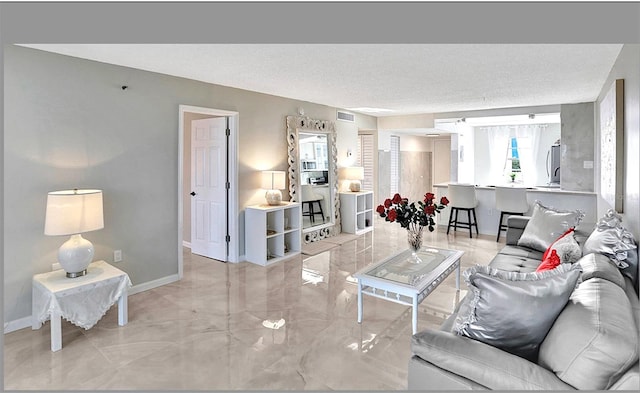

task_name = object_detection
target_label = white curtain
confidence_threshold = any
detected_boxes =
[487,126,511,183]
[515,125,542,186]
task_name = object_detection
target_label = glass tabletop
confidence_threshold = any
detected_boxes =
[362,247,459,285]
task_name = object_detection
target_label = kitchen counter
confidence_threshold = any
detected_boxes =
[433,183,596,236]
[434,183,595,195]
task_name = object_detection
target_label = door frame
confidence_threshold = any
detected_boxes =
[178,105,240,278]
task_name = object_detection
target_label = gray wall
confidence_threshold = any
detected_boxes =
[3,45,377,327]
[560,103,595,192]
[596,44,640,239]
[400,151,432,203]
[377,151,391,206]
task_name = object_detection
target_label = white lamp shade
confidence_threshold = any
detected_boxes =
[339,166,364,180]
[261,171,286,190]
[45,189,104,236]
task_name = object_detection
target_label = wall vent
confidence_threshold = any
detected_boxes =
[337,110,355,123]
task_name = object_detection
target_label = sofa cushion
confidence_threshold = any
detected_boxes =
[517,201,585,252]
[538,278,639,390]
[493,244,543,274]
[576,252,626,288]
[411,329,575,390]
[453,263,582,361]
[489,253,541,273]
[499,244,544,260]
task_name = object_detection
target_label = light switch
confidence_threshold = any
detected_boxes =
[583,160,594,169]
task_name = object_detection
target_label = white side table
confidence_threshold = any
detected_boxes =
[339,191,374,235]
[32,260,132,351]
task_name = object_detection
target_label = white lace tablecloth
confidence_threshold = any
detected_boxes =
[32,260,132,330]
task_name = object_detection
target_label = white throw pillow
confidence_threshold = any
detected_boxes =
[552,232,583,264]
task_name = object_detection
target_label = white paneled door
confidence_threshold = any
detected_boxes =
[191,117,228,261]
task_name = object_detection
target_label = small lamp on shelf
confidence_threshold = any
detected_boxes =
[339,166,364,192]
[44,189,104,278]
[261,171,286,205]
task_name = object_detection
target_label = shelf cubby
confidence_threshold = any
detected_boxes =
[245,202,302,265]
[339,191,374,235]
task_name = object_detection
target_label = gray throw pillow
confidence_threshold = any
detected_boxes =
[584,225,637,269]
[583,209,638,288]
[517,201,585,252]
[453,263,582,362]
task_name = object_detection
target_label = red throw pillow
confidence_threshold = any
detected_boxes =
[537,249,561,272]
[541,228,575,261]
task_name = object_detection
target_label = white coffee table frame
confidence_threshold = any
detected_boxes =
[354,247,463,334]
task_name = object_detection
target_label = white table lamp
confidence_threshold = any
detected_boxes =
[261,171,286,205]
[44,189,104,278]
[340,167,364,192]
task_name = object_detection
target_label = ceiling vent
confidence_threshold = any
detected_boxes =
[337,110,355,123]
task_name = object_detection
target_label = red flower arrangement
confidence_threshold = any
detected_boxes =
[376,192,449,232]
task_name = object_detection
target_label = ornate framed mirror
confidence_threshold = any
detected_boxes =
[286,115,340,242]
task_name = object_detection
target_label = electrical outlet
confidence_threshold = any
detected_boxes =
[114,250,123,263]
[52,263,61,271]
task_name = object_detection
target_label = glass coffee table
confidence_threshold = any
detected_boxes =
[354,246,464,334]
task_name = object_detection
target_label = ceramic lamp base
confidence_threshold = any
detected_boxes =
[349,180,362,192]
[66,269,88,278]
[265,189,282,205]
[58,234,94,278]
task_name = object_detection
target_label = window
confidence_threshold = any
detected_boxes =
[508,137,521,172]
[357,133,375,191]
[504,136,532,181]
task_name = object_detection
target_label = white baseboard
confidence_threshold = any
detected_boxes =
[182,241,191,249]
[4,273,181,335]
[4,316,33,334]
[128,273,180,295]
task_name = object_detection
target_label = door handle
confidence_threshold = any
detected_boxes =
[190,191,196,196]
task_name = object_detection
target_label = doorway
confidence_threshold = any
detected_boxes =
[178,105,239,277]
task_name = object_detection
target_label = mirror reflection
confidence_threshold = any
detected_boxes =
[299,133,330,229]
[286,115,340,242]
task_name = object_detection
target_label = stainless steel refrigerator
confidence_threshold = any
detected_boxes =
[547,144,561,185]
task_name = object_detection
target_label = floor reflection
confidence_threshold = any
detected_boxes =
[4,216,502,390]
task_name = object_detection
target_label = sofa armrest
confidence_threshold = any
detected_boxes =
[408,355,489,390]
[505,215,531,246]
[411,329,573,390]
[609,361,639,390]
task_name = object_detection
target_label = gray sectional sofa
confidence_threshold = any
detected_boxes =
[408,216,640,390]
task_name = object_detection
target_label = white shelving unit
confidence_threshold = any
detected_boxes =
[339,191,374,235]
[245,202,301,265]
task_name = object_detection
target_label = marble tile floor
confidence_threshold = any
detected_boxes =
[4,218,502,391]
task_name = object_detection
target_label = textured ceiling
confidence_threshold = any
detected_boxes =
[20,44,623,117]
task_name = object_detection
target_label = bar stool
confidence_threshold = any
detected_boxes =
[495,186,529,242]
[301,185,325,224]
[446,184,479,238]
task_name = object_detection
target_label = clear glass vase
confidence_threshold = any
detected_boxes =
[407,225,424,263]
